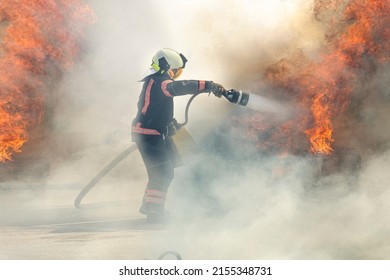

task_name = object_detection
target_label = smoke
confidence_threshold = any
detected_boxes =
[161,149,390,259]
[1,0,389,260]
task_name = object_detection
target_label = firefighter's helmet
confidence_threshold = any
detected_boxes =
[151,48,187,79]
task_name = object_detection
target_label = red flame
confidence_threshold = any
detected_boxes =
[0,0,94,162]
[244,0,390,155]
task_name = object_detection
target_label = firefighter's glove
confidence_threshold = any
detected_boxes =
[205,81,226,98]
[167,119,179,136]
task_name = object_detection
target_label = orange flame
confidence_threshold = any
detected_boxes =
[242,0,389,155]
[0,0,95,162]
[300,0,389,154]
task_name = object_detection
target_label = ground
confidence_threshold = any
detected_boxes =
[0,182,172,260]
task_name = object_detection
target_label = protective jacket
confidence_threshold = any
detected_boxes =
[132,72,209,140]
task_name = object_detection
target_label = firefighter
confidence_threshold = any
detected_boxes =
[131,48,225,223]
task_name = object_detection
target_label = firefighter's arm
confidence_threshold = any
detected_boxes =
[164,80,225,97]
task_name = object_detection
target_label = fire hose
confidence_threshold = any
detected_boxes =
[158,251,183,260]
[74,89,250,209]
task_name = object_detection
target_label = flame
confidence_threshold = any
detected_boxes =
[0,0,94,162]
[244,0,389,155]
[304,0,389,154]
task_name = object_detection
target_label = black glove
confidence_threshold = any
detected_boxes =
[205,81,226,98]
[167,118,182,136]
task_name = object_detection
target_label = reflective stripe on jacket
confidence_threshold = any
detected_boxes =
[132,72,209,140]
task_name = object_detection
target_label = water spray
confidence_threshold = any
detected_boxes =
[222,88,293,120]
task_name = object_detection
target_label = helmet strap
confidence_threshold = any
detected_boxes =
[158,57,170,73]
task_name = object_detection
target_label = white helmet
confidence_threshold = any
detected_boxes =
[151,48,187,73]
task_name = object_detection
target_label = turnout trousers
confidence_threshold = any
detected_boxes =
[135,135,174,215]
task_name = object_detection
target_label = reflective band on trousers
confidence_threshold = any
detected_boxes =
[146,189,166,198]
[144,189,166,205]
[145,196,165,204]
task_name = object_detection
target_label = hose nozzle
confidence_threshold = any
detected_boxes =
[222,89,250,106]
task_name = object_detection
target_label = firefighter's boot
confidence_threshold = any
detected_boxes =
[139,189,168,223]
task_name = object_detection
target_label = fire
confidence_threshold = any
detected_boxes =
[245,0,390,155]
[0,0,94,162]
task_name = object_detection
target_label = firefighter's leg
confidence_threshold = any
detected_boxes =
[136,136,174,220]
[142,160,174,221]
